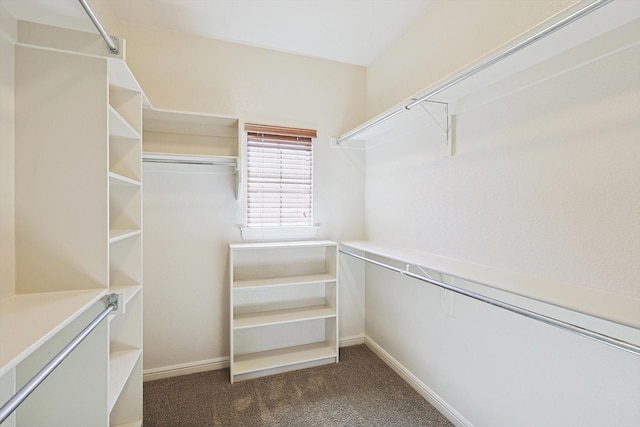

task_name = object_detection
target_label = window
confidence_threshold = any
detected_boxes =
[245,123,316,229]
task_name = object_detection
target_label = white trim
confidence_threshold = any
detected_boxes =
[142,337,364,382]
[240,226,318,241]
[365,335,473,427]
[339,334,365,347]
[143,357,229,382]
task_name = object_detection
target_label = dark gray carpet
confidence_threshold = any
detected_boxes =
[143,344,453,426]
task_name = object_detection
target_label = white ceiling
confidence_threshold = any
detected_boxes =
[1,0,434,66]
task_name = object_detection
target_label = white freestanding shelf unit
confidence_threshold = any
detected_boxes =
[0,22,143,427]
[229,241,339,383]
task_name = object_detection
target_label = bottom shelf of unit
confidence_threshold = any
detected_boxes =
[108,349,142,412]
[233,342,337,377]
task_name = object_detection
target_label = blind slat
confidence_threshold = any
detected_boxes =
[246,124,314,227]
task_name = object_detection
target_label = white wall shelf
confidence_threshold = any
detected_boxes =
[233,342,337,378]
[336,0,640,147]
[229,240,338,383]
[233,273,336,290]
[0,289,106,377]
[143,108,241,198]
[233,305,336,329]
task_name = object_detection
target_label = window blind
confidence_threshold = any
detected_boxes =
[246,124,316,227]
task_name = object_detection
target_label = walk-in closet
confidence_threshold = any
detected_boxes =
[1,0,638,426]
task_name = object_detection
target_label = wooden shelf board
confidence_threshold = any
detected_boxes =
[143,108,238,137]
[234,305,336,329]
[108,349,142,413]
[233,273,335,290]
[0,289,107,376]
[109,229,141,244]
[233,342,336,376]
[109,172,141,187]
[109,106,141,141]
[230,240,336,250]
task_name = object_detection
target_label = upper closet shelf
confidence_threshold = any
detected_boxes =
[336,0,640,147]
[143,108,241,198]
[0,289,107,377]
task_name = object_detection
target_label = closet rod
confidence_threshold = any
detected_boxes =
[78,0,119,54]
[339,249,640,357]
[335,0,612,144]
[142,158,236,167]
[0,294,119,424]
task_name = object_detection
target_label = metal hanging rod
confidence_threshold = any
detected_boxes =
[142,153,237,167]
[0,294,119,424]
[339,249,640,357]
[78,0,119,54]
[335,0,612,144]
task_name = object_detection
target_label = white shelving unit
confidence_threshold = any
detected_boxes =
[229,241,339,383]
[142,108,241,198]
[0,22,143,427]
[107,57,144,427]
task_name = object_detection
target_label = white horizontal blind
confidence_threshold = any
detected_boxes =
[246,124,315,227]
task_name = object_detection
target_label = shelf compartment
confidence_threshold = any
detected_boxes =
[110,136,142,182]
[233,341,337,378]
[0,289,106,376]
[109,284,142,307]
[234,305,336,330]
[109,182,141,236]
[233,273,335,290]
[108,349,142,412]
[143,108,239,157]
[109,87,142,136]
[109,106,141,141]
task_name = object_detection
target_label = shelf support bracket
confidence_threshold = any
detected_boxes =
[409,99,453,157]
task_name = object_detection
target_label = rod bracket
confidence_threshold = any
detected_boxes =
[107,293,125,315]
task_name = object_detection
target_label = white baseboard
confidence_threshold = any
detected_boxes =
[143,357,229,382]
[365,336,473,427]
[339,334,365,347]
[143,337,366,382]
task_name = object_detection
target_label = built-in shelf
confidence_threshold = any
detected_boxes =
[0,289,107,377]
[233,273,336,290]
[233,342,336,377]
[143,108,241,198]
[234,305,336,330]
[108,349,143,412]
[230,241,338,382]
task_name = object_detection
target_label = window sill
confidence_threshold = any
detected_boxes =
[240,226,319,241]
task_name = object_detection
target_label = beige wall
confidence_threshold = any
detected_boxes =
[0,4,16,300]
[117,22,367,372]
[366,0,578,118]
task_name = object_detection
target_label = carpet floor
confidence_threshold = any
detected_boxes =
[143,344,454,426]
